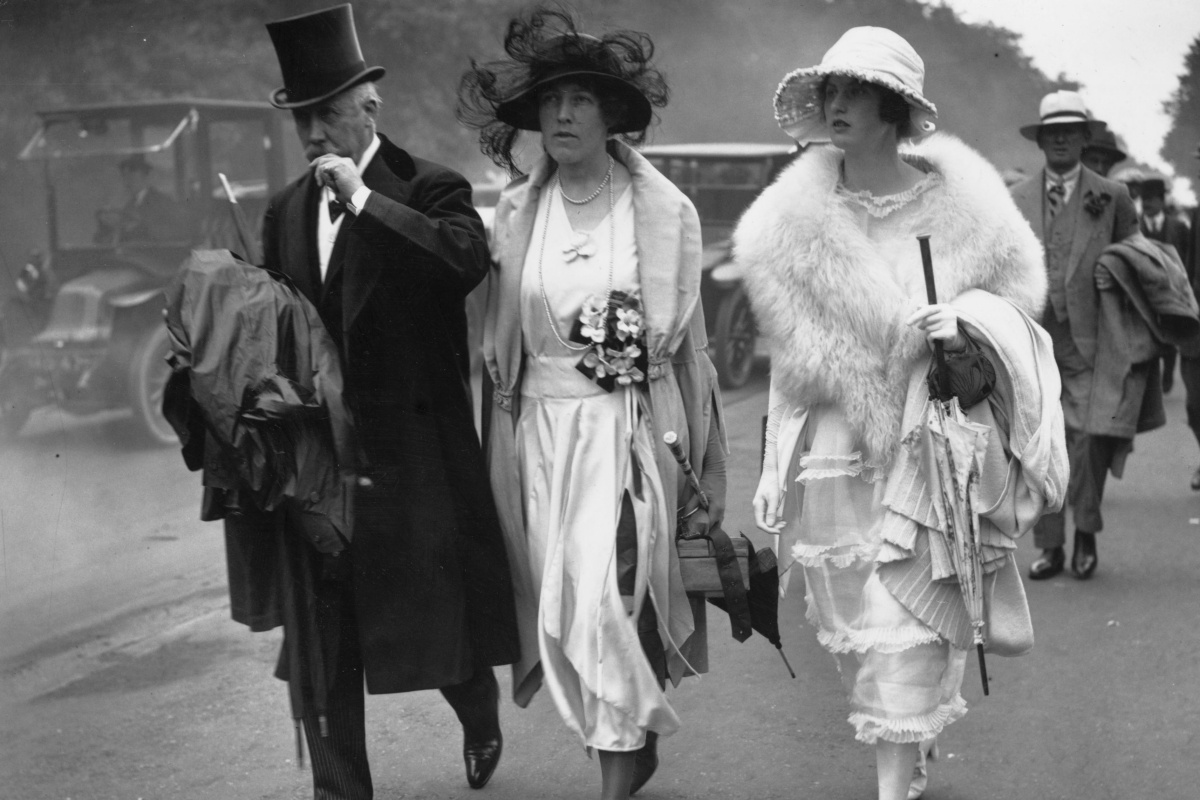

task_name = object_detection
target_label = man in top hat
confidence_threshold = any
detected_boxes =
[1140,176,1191,394]
[1010,90,1140,582]
[260,6,519,798]
[94,154,188,244]
[1081,122,1127,177]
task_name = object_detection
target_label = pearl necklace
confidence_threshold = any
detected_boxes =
[538,171,615,352]
[558,156,614,205]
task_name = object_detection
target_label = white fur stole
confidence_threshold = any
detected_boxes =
[734,134,1045,462]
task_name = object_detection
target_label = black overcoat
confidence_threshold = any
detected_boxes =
[260,134,519,694]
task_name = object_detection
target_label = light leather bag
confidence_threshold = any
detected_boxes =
[982,553,1035,656]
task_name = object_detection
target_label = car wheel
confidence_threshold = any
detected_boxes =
[127,325,179,446]
[0,355,36,438]
[712,285,757,389]
[0,394,34,438]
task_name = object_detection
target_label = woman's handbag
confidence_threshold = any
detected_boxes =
[982,553,1035,656]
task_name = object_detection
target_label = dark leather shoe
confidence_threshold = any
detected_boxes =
[1028,547,1065,580]
[1072,532,1097,580]
[630,731,659,796]
[464,735,502,789]
[1190,466,1200,491]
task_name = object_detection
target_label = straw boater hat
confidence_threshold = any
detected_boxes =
[266,4,386,110]
[1019,91,1104,141]
[773,26,937,144]
[493,33,652,133]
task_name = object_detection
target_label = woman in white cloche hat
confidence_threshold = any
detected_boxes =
[736,26,1068,800]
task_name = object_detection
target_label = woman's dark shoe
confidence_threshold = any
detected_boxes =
[629,731,659,796]
[1071,532,1097,580]
[464,735,502,789]
[1028,547,1065,580]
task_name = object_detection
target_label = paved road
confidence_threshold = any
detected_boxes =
[2,369,1198,799]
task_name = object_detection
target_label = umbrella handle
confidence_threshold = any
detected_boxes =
[917,234,950,398]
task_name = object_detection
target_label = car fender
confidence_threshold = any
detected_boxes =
[708,259,744,287]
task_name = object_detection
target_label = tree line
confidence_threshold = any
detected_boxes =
[0,0,1069,270]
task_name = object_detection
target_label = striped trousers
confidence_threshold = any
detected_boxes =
[298,570,500,800]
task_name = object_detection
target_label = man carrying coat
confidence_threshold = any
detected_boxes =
[1011,91,1140,582]
[261,6,518,798]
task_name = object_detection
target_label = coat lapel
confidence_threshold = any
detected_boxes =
[1064,168,1101,285]
[279,175,323,307]
[340,135,416,333]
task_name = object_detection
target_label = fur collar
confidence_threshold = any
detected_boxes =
[735,134,1045,463]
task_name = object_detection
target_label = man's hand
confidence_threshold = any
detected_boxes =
[311,154,364,204]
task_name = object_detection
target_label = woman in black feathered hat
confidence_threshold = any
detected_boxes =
[459,7,728,800]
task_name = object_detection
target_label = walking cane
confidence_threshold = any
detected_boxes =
[218,173,262,265]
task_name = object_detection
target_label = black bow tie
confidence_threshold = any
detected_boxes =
[328,198,348,221]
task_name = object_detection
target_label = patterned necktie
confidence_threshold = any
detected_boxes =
[1047,180,1065,217]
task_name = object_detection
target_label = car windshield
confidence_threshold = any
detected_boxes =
[646,156,772,229]
[21,112,193,249]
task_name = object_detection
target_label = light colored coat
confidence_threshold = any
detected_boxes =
[483,141,725,697]
[1009,165,1139,363]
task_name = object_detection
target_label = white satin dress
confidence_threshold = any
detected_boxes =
[515,184,679,751]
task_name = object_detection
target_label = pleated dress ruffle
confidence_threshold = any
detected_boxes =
[785,403,968,745]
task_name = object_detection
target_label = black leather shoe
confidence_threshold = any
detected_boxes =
[464,735,502,789]
[1072,532,1097,580]
[1028,547,1065,580]
[1190,466,1200,491]
[630,731,659,796]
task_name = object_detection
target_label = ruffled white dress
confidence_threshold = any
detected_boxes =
[779,174,968,744]
[515,184,679,751]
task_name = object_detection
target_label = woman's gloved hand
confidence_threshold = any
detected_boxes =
[753,469,785,535]
[906,303,966,351]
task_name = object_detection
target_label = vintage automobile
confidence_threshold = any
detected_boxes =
[1,99,300,443]
[641,142,798,388]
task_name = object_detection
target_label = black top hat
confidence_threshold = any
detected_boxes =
[266,4,385,110]
[494,34,652,133]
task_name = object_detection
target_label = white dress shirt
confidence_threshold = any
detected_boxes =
[1044,163,1082,206]
[317,134,381,281]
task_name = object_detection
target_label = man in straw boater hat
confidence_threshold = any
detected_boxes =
[1011,90,1140,583]
[259,5,518,797]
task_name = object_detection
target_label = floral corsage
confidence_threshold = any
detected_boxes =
[569,289,649,392]
[1083,190,1112,218]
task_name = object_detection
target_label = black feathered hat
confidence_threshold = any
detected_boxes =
[266,4,385,110]
[494,33,652,133]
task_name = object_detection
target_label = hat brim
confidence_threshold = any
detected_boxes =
[495,70,652,133]
[1019,117,1105,142]
[1084,144,1127,162]
[773,66,937,145]
[270,65,386,110]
